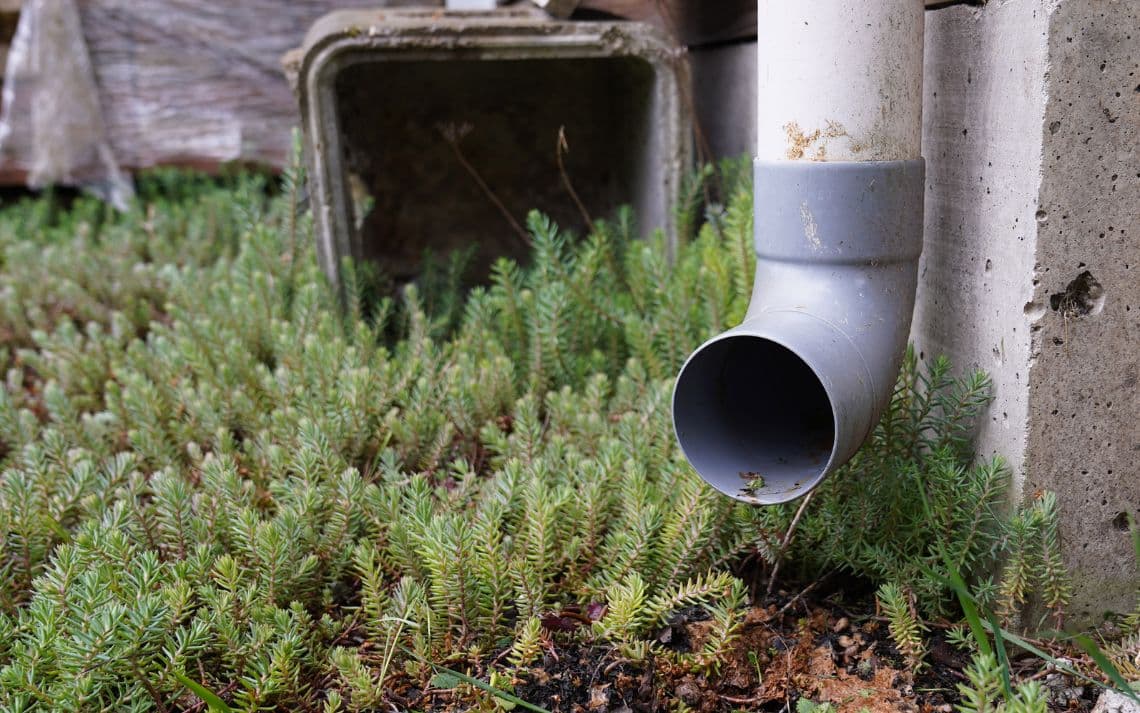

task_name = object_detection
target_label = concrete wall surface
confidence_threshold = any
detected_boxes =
[1024,0,1138,623]
[914,0,1138,625]
[690,42,757,163]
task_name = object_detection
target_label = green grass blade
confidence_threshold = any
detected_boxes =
[988,626,1079,676]
[1074,634,1140,704]
[986,609,1013,698]
[172,671,235,713]
[427,662,551,713]
[923,557,992,659]
[988,624,1137,701]
[400,645,550,713]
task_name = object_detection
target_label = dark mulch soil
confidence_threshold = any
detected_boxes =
[390,583,1106,713]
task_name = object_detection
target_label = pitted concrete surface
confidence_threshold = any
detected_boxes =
[913,0,1050,496]
[1024,0,1139,624]
[915,0,1138,625]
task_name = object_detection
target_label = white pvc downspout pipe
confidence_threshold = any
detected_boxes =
[446,0,497,10]
[755,2,925,164]
[672,0,927,504]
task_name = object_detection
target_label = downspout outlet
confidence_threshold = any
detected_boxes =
[673,159,926,504]
[671,0,926,504]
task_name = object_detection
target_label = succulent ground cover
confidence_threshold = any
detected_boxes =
[0,159,1133,712]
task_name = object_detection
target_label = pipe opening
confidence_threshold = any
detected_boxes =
[672,335,835,503]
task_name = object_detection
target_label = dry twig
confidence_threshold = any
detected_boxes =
[438,121,530,247]
[556,126,593,228]
[767,491,817,597]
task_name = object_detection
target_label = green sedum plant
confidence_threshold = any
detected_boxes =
[0,152,1067,710]
[956,653,1049,713]
[877,581,927,671]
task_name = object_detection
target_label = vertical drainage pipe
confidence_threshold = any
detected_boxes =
[672,0,927,504]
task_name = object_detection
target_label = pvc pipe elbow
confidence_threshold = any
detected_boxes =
[672,159,925,504]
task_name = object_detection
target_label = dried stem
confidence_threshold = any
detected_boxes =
[766,491,817,598]
[438,122,530,248]
[556,126,594,228]
[774,569,836,619]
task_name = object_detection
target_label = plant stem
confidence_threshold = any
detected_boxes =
[767,491,816,598]
[556,126,593,228]
[439,124,529,248]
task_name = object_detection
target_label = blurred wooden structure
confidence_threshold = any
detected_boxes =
[578,0,755,45]
[0,0,439,188]
[0,0,21,81]
[0,0,756,190]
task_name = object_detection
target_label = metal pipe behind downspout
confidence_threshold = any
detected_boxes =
[672,0,927,504]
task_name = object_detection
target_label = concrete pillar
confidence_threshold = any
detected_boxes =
[914,0,1138,625]
[689,42,756,162]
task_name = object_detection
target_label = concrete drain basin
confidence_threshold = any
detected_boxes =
[290,8,689,291]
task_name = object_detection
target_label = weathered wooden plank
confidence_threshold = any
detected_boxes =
[0,0,19,180]
[0,0,19,47]
[0,0,439,185]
